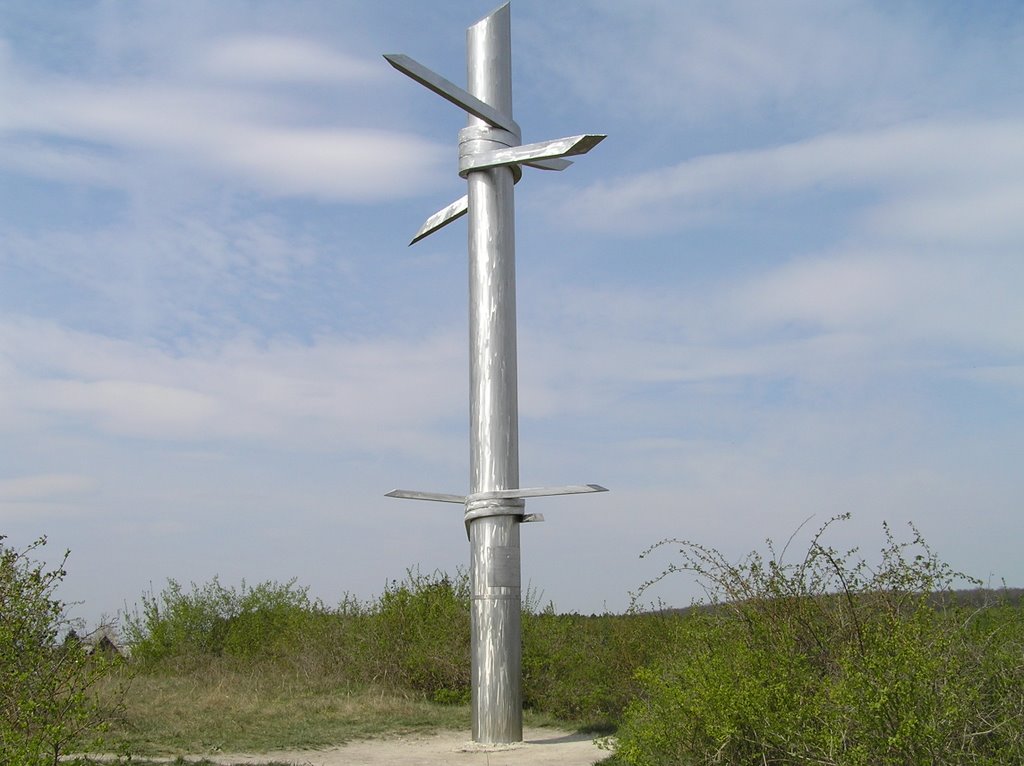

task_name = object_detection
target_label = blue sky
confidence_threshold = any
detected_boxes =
[2,1,1022,625]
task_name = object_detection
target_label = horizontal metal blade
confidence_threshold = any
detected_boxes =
[410,195,468,245]
[460,134,606,174]
[385,489,466,504]
[383,53,520,136]
[473,484,608,501]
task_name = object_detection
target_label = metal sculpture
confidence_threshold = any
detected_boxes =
[384,3,606,745]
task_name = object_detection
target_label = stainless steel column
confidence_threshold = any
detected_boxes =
[382,3,606,746]
[465,5,522,744]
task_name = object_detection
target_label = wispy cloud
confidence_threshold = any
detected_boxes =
[199,36,382,83]
[0,318,465,451]
[2,1,1022,620]
[561,120,1024,234]
[515,242,1024,437]
[0,209,332,345]
[0,36,444,200]
[725,249,1024,357]
[0,473,97,499]
[526,1,1020,129]
[0,473,98,520]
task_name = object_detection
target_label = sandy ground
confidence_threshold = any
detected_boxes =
[131,728,609,765]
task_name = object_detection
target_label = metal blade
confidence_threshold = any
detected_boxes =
[473,484,608,500]
[460,134,605,174]
[410,195,469,245]
[383,54,521,137]
[385,489,466,504]
[523,158,573,171]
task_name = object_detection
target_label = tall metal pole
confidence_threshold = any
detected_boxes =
[465,7,522,743]
[383,3,606,745]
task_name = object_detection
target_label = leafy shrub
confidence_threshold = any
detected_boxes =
[307,570,474,704]
[338,569,677,718]
[378,570,470,701]
[125,568,473,704]
[614,515,1024,766]
[223,580,321,659]
[522,608,677,727]
[125,577,317,665]
[0,535,119,765]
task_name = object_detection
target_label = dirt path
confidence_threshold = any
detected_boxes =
[143,728,608,765]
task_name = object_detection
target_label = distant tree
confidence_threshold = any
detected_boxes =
[0,535,116,765]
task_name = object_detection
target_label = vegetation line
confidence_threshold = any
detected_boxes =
[4,517,1023,765]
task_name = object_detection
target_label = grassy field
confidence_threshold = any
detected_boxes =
[92,663,467,756]
[9,520,1023,765]
[88,656,575,759]
[68,570,643,762]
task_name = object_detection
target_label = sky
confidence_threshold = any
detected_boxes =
[1,0,1022,627]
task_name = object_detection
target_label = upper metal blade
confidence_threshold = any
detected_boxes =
[383,53,521,137]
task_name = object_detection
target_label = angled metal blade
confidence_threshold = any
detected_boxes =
[460,134,605,174]
[383,53,521,136]
[410,195,469,245]
[523,158,573,171]
[385,489,466,504]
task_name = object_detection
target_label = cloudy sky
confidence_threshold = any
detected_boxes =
[2,0,1022,625]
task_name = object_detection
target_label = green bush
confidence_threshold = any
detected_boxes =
[122,565,681,724]
[223,580,321,660]
[0,535,119,765]
[125,577,316,665]
[614,515,1024,766]
[125,568,473,703]
[522,608,677,727]
[344,569,472,703]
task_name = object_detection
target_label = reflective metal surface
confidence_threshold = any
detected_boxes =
[409,195,468,246]
[465,7,523,741]
[384,489,465,504]
[523,157,573,171]
[482,483,608,500]
[385,484,607,505]
[383,53,521,137]
[460,133,605,175]
[383,1,606,745]
[470,513,522,743]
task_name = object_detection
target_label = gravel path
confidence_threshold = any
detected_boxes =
[133,728,608,765]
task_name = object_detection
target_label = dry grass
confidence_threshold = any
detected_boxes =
[91,659,472,756]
